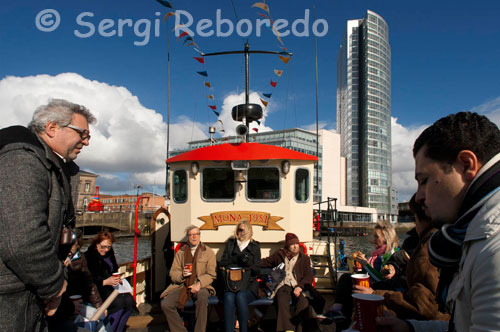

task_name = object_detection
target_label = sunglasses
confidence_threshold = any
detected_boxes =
[67,125,91,141]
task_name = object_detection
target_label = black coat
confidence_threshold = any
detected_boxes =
[84,244,119,301]
[219,238,261,297]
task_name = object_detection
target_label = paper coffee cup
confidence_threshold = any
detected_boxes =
[351,274,370,288]
[112,272,121,278]
[185,263,193,275]
[352,293,384,332]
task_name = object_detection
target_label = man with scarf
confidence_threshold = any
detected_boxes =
[377,112,500,332]
[160,225,217,332]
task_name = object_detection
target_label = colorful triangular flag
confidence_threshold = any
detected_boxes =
[260,98,268,107]
[278,55,290,64]
[207,94,214,100]
[208,105,217,110]
[155,0,173,9]
[274,69,283,77]
[270,80,277,87]
[263,93,272,98]
[194,57,205,64]
[213,110,220,116]
[184,36,193,43]
[256,120,261,125]
[176,31,189,40]
[252,128,259,132]
[163,12,176,21]
[204,82,211,88]
[251,2,270,12]
[197,71,208,77]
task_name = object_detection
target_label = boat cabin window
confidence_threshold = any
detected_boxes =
[202,167,235,200]
[173,170,187,203]
[295,168,309,202]
[247,167,280,201]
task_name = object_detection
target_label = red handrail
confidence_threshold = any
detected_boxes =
[133,195,146,300]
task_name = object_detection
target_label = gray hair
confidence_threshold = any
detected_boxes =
[28,99,96,133]
[185,225,200,237]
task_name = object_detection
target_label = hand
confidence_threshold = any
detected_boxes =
[104,276,120,287]
[44,280,67,316]
[63,257,71,267]
[375,310,410,332]
[293,287,303,297]
[355,254,368,266]
[183,268,193,278]
[188,282,201,294]
[353,285,374,294]
[381,264,396,279]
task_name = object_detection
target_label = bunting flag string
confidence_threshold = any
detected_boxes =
[251,0,292,125]
[155,0,225,133]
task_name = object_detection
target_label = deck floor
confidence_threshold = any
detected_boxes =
[126,294,338,332]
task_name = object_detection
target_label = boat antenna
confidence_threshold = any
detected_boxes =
[165,15,171,197]
[202,42,293,142]
[313,4,320,197]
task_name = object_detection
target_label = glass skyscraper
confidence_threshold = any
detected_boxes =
[337,10,396,216]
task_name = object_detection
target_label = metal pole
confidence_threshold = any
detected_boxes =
[244,41,250,141]
[133,195,144,300]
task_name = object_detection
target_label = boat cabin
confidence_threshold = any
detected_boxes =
[165,141,317,256]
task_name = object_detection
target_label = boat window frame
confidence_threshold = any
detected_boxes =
[294,167,310,203]
[246,166,281,202]
[200,166,236,202]
[172,168,188,204]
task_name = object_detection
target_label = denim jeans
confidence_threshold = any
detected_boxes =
[223,290,256,332]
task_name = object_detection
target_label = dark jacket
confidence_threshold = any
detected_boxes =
[375,227,450,321]
[85,244,119,301]
[261,248,313,290]
[67,252,103,309]
[0,126,79,331]
[220,238,261,297]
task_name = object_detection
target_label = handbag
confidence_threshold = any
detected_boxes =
[225,268,250,292]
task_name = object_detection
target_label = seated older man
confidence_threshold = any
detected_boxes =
[160,226,217,332]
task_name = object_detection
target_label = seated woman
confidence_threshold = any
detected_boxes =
[47,230,104,332]
[219,220,261,332]
[261,233,324,332]
[85,231,136,332]
[354,195,450,321]
[326,221,399,329]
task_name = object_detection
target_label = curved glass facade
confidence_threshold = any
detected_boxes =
[337,10,394,215]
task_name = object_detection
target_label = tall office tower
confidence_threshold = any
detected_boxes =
[337,10,396,217]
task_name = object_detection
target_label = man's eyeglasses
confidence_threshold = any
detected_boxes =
[98,243,112,250]
[188,233,200,237]
[67,125,91,141]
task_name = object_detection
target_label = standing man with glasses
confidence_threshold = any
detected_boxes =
[160,225,217,332]
[0,99,96,332]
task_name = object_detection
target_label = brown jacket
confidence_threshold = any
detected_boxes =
[261,248,313,289]
[374,227,450,321]
[160,242,217,298]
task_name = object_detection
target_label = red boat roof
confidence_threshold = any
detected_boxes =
[167,142,317,163]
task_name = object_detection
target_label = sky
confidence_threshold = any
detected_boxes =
[1,0,500,201]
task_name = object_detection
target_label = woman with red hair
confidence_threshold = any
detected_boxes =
[85,231,135,332]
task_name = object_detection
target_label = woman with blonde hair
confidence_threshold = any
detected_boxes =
[219,220,261,332]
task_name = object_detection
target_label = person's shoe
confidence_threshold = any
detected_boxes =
[321,310,346,325]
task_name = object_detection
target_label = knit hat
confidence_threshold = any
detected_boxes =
[285,233,300,247]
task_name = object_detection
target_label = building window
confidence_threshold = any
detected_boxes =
[173,170,187,203]
[84,182,91,192]
[295,168,309,202]
[202,168,235,200]
[83,198,88,207]
[247,167,280,201]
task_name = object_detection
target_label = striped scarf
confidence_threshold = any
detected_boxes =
[428,159,500,311]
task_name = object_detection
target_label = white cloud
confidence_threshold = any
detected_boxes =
[391,117,428,202]
[468,96,500,127]
[0,73,172,194]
